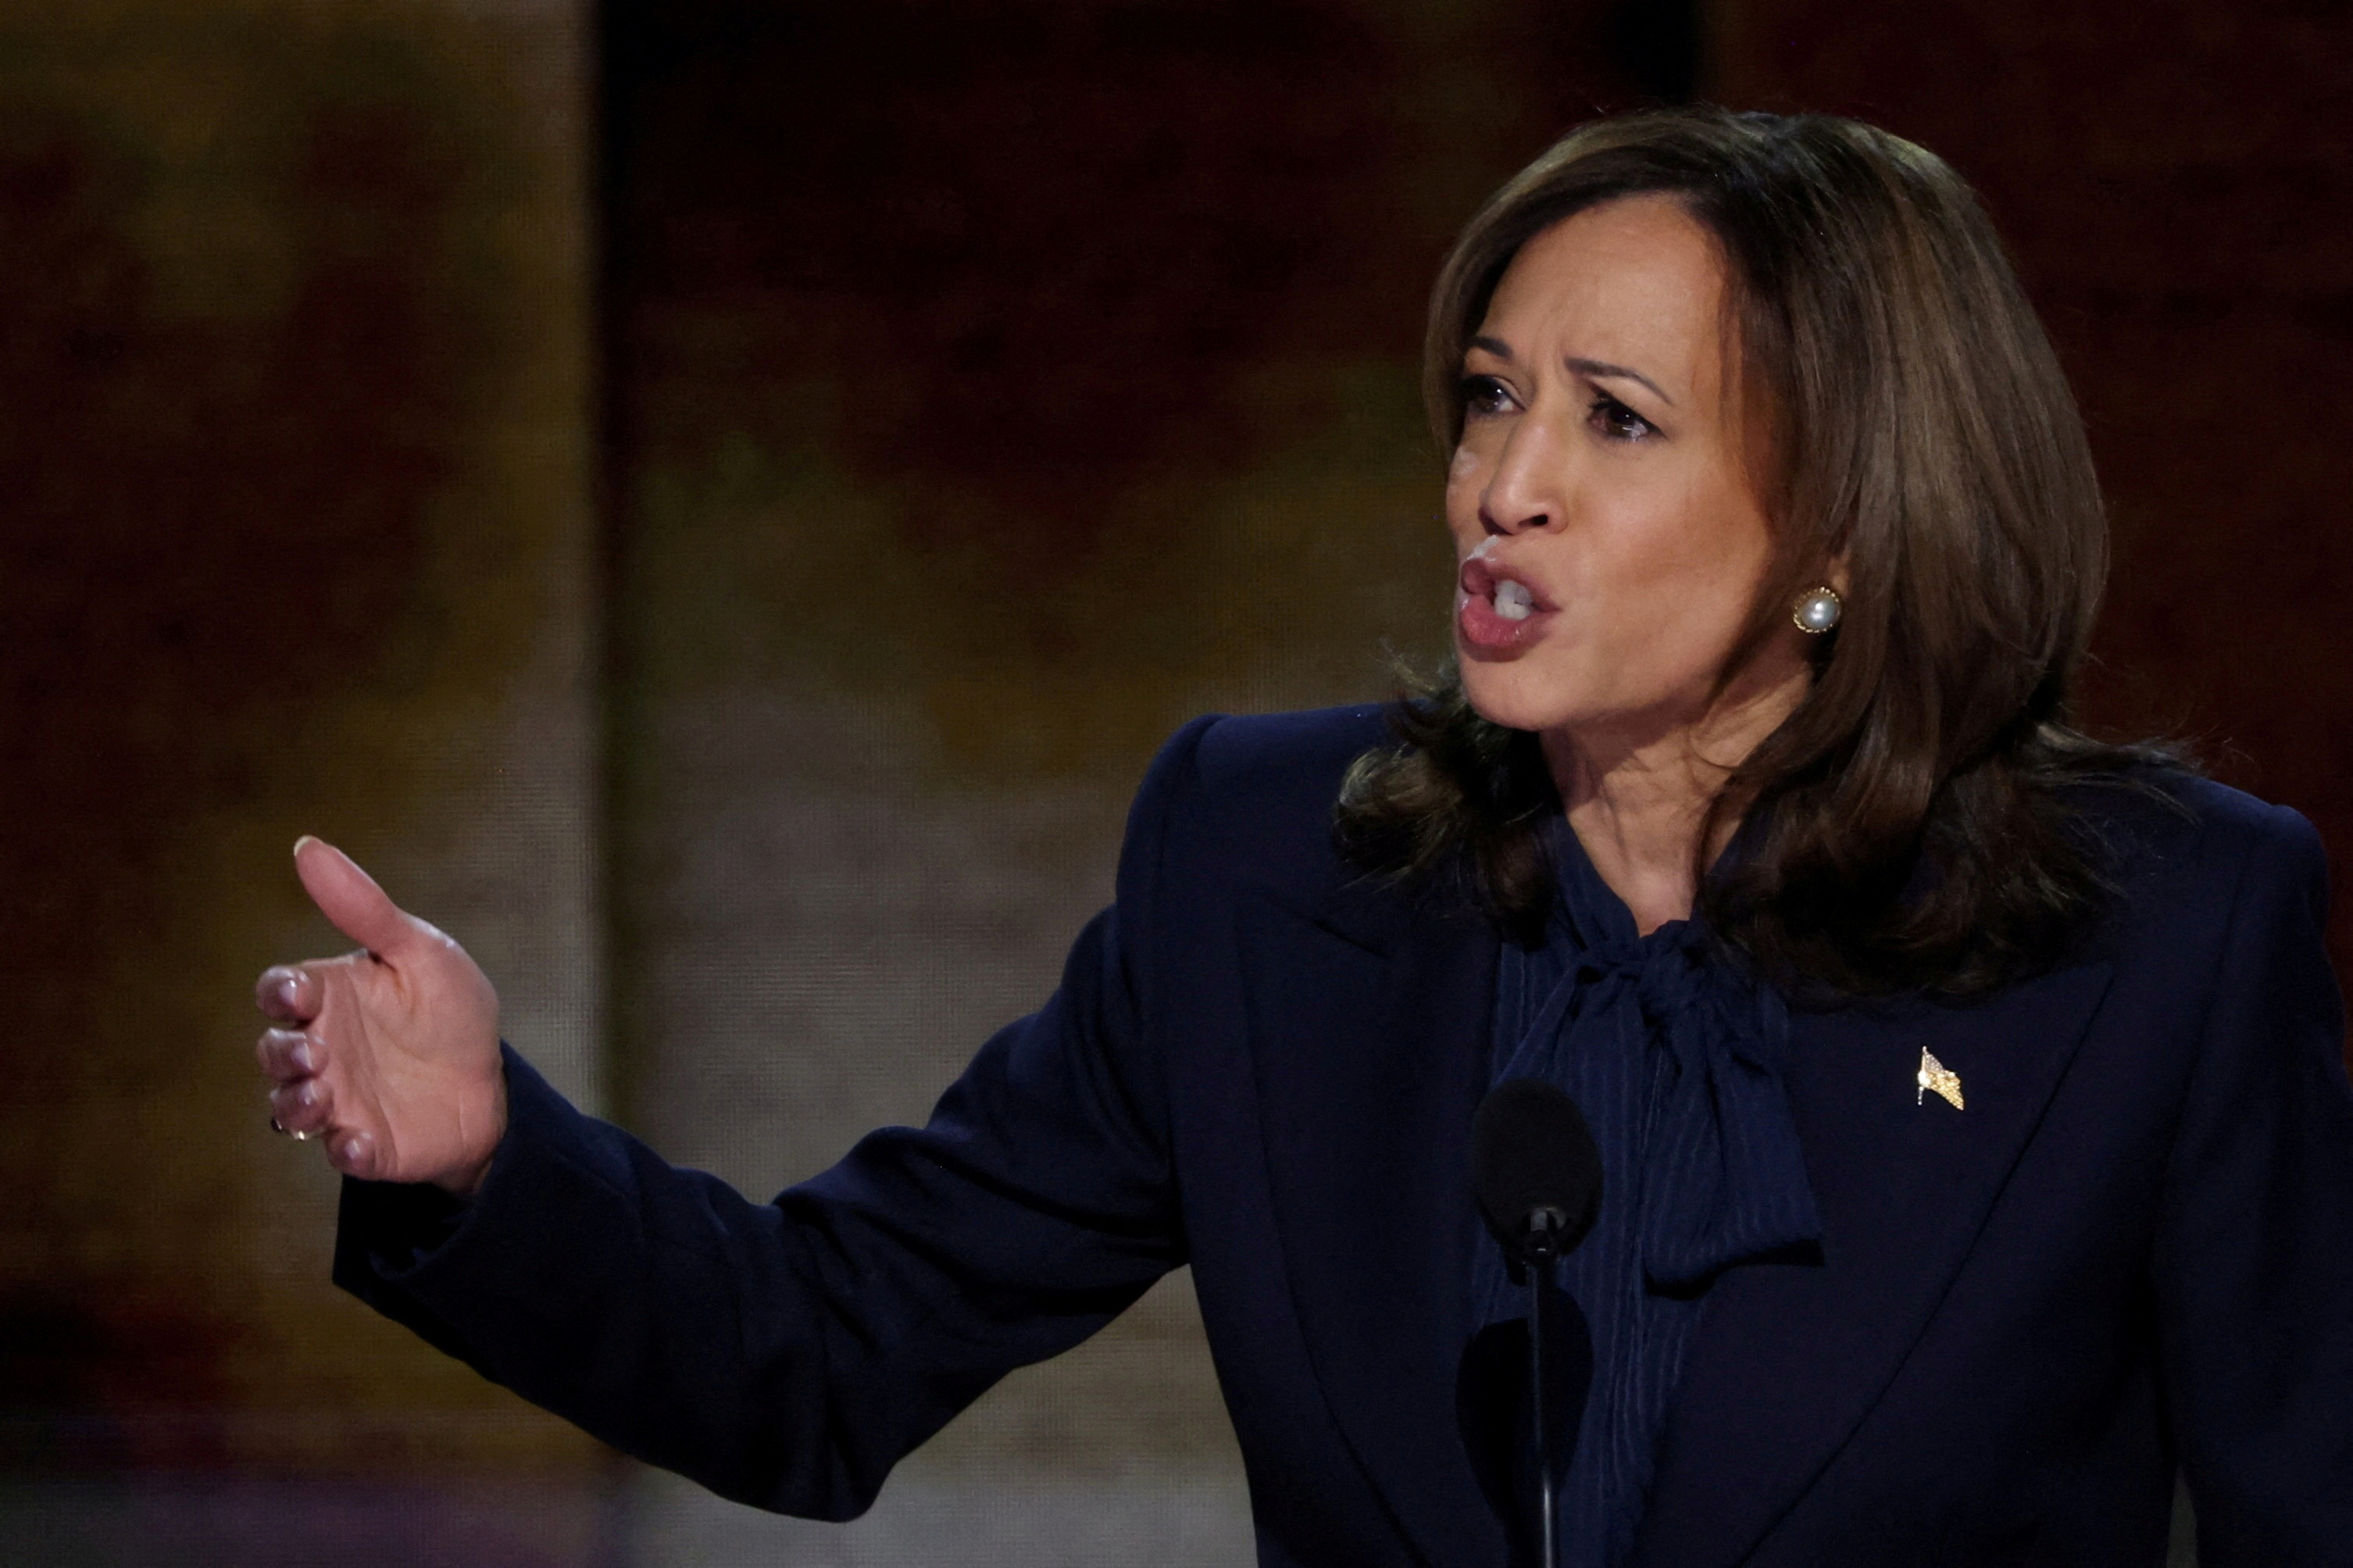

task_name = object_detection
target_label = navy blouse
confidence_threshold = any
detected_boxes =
[1472,817,1825,1566]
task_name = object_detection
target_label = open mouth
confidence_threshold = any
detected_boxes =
[1455,550,1554,650]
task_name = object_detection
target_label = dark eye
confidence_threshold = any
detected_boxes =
[1589,395,1656,442]
[1459,374,1516,418]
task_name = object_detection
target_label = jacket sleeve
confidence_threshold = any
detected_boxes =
[331,715,1220,1520]
[2153,802,2353,1564]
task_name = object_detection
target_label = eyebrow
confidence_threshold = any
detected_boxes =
[1467,335,1676,408]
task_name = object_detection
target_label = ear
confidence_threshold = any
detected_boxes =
[1823,547,1851,598]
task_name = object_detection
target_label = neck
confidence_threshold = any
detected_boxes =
[1542,655,1811,935]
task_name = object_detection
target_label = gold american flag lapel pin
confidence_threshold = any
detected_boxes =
[1917,1048,1964,1110]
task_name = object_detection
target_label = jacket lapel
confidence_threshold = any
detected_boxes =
[1634,959,2118,1566]
[1239,879,1507,1567]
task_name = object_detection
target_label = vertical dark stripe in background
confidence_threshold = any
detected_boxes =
[584,0,1669,1134]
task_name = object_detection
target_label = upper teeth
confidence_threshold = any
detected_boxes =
[1494,580,1534,621]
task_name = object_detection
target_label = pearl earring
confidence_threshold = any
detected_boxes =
[1791,585,1842,634]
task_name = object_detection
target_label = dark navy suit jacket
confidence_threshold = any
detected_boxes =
[338,705,2353,1566]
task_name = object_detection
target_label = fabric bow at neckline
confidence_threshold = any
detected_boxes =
[1505,830,1822,1290]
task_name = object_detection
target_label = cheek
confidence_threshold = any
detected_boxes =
[1625,476,1773,602]
[1567,484,1777,688]
[1444,446,1485,541]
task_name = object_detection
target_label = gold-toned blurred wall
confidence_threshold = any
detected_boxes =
[1,0,1663,1548]
[0,0,602,1479]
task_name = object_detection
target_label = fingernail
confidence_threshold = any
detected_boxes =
[290,1038,316,1073]
[293,835,317,857]
[295,1081,320,1109]
[269,974,299,1013]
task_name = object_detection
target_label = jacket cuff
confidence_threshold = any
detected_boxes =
[330,1042,627,1373]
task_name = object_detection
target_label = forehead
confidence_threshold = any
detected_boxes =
[1477,195,1729,379]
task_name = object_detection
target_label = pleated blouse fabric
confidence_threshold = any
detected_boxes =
[1472,817,1825,1566]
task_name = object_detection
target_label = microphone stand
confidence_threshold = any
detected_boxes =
[1469,1077,1598,1568]
[1524,1205,1567,1568]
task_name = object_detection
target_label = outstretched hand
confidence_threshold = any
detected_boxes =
[254,838,505,1197]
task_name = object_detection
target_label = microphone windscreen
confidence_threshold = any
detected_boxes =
[1470,1078,1602,1260]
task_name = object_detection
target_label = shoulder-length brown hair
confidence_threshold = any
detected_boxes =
[1337,106,2175,998]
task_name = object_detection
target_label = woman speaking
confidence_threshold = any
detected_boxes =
[252,108,2353,1565]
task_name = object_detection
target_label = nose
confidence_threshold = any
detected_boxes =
[1476,413,1567,538]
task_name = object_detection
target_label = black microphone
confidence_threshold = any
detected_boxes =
[1470,1080,1603,1568]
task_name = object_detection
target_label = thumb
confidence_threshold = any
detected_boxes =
[293,836,417,959]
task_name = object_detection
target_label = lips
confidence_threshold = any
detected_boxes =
[1456,552,1555,652]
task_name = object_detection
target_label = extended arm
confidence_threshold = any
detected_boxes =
[270,717,1219,1519]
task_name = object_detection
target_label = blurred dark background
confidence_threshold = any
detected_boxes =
[2,0,2344,1562]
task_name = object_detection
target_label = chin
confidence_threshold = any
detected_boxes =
[1456,658,1574,736]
